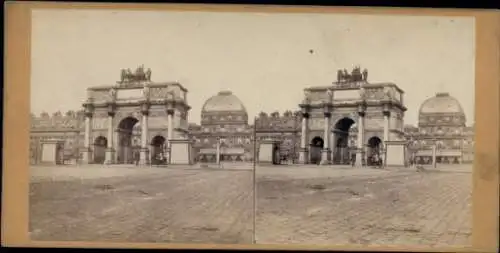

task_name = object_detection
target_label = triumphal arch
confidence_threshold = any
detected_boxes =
[298,66,408,166]
[80,66,192,165]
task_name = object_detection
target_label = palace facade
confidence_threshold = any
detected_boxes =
[30,67,474,165]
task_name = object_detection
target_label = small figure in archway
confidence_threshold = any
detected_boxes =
[351,153,356,167]
[134,150,140,166]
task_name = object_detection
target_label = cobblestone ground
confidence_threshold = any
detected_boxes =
[255,165,472,247]
[29,165,253,244]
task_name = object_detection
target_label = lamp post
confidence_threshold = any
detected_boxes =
[216,136,221,168]
[408,137,416,168]
[432,138,437,169]
[380,145,387,169]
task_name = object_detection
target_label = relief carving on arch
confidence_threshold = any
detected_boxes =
[149,87,168,99]
[308,117,325,130]
[365,88,385,100]
[93,110,108,119]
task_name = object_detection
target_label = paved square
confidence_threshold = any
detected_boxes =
[29,165,254,244]
[30,164,472,247]
[255,165,472,247]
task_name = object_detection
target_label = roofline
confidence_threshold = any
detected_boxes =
[87,81,187,92]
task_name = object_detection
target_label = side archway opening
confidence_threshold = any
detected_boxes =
[367,136,383,166]
[309,136,324,165]
[151,135,167,165]
[93,136,107,164]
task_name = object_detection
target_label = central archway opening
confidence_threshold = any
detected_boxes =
[367,136,382,166]
[333,117,355,165]
[309,136,324,165]
[151,135,166,165]
[93,136,107,164]
[117,116,140,164]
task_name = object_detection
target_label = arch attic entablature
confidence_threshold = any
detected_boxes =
[85,82,190,110]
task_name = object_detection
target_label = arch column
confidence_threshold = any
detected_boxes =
[298,107,310,164]
[166,102,175,164]
[383,103,391,144]
[113,129,119,163]
[382,103,391,166]
[355,102,366,167]
[139,102,150,165]
[104,104,116,164]
[320,102,333,165]
[81,103,93,164]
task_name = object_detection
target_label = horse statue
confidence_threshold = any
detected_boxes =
[337,70,344,83]
[351,66,363,82]
[135,65,146,81]
[343,69,351,82]
[120,66,150,83]
[145,68,152,81]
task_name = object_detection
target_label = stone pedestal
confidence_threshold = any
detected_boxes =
[104,148,115,165]
[80,148,92,164]
[41,139,64,165]
[385,141,407,167]
[169,139,194,165]
[139,148,150,165]
[298,148,309,164]
[320,149,331,165]
[355,149,365,167]
[258,139,280,165]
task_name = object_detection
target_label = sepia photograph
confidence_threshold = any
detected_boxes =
[28,8,475,247]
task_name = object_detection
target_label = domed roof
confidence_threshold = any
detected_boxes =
[419,92,464,115]
[202,91,247,113]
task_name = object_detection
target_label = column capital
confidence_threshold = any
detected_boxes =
[382,100,392,110]
[299,103,311,111]
[324,112,332,118]
[140,102,150,116]
[107,102,116,117]
[301,112,309,118]
[165,100,176,110]
[357,101,367,116]
[383,110,391,117]
[83,102,94,117]
[323,102,333,115]
[166,108,175,115]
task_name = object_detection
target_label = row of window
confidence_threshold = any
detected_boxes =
[203,115,245,121]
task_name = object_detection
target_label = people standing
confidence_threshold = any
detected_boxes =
[134,150,140,166]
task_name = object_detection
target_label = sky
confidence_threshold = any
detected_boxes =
[31,9,475,126]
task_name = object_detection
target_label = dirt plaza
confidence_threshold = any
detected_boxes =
[29,165,254,244]
[255,164,472,247]
[29,164,472,247]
